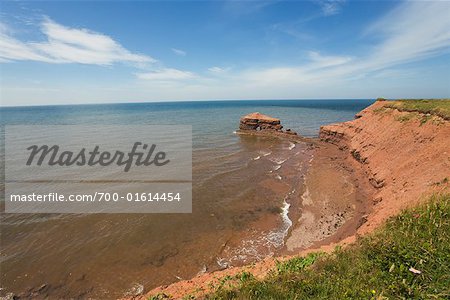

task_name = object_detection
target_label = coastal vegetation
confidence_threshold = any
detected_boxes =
[385,99,450,120]
[205,193,449,300]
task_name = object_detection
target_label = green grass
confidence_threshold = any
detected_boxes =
[394,113,417,123]
[207,193,450,299]
[275,252,323,275]
[385,99,450,120]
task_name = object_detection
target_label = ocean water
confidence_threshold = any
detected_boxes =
[0,99,373,298]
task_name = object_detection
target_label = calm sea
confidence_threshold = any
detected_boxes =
[0,99,373,298]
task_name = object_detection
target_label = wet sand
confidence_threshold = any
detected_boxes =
[141,137,375,299]
[285,140,374,252]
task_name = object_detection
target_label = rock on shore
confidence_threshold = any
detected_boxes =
[239,112,297,135]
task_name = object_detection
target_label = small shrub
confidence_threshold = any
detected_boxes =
[148,293,171,300]
[395,113,415,122]
[236,271,254,284]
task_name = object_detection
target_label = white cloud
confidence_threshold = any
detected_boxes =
[0,31,52,63]
[364,1,450,70]
[136,68,195,80]
[171,48,186,56]
[315,0,346,16]
[145,1,448,99]
[371,68,417,79]
[208,66,230,74]
[223,0,278,16]
[0,22,11,34]
[307,51,352,68]
[0,17,154,65]
[232,1,450,86]
[2,1,450,105]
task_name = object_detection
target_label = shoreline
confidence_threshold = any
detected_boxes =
[137,132,373,299]
[284,138,374,253]
[234,124,374,255]
[138,100,449,299]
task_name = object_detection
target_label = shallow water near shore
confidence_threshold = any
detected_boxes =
[0,99,373,298]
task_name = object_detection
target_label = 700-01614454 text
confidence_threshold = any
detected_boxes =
[9,192,183,202]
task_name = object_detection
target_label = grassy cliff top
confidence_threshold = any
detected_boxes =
[383,99,450,120]
[204,193,449,299]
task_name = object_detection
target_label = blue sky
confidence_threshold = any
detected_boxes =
[0,0,449,106]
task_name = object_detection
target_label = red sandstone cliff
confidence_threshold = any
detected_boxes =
[320,100,450,234]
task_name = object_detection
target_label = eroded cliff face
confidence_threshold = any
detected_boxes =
[320,100,450,234]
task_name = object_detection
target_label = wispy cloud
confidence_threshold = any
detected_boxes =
[223,0,278,16]
[171,48,186,56]
[132,1,449,99]
[307,51,352,68]
[208,66,230,74]
[269,1,345,41]
[315,0,346,16]
[370,68,417,79]
[0,17,154,65]
[233,1,450,85]
[0,24,53,62]
[0,22,11,34]
[2,1,449,105]
[363,1,450,70]
[270,22,313,41]
[136,68,195,81]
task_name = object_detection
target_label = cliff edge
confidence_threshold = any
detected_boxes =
[320,100,450,234]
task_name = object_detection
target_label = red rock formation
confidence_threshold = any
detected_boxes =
[239,112,296,135]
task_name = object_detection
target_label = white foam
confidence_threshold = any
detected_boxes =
[266,192,294,248]
[275,174,282,180]
[253,155,261,160]
[124,283,144,297]
[288,142,296,150]
[273,165,281,171]
[196,265,208,275]
[270,157,287,165]
[215,191,295,268]
[216,257,230,269]
[216,235,273,267]
[280,199,292,233]
[262,151,272,157]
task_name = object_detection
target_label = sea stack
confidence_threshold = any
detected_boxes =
[239,112,297,135]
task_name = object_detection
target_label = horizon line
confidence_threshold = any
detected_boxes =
[0,97,383,109]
